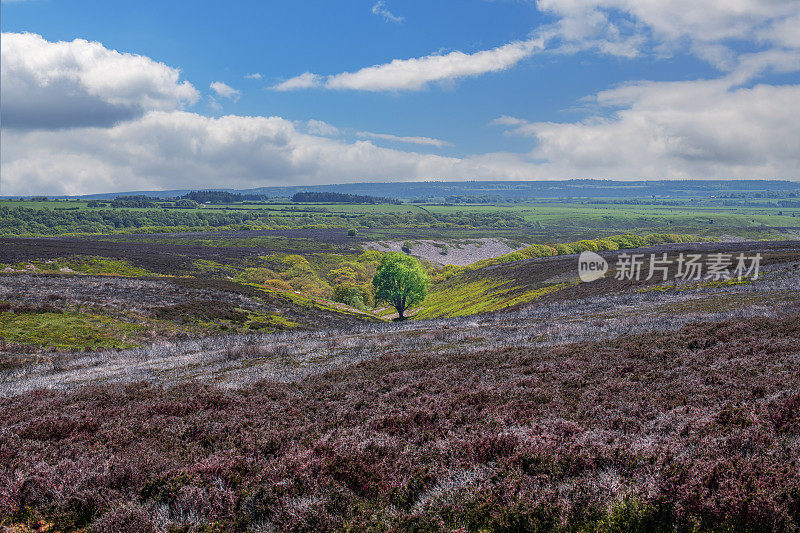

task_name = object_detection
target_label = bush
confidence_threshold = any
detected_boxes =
[519,244,558,258]
[333,285,370,310]
[263,279,293,291]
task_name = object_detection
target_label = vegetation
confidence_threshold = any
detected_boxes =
[1,184,798,531]
[0,204,536,236]
[109,195,158,208]
[416,278,576,319]
[466,232,704,271]
[182,190,268,204]
[332,284,372,310]
[0,308,142,350]
[12,257,161,277]
[2,315,799,530]
[292,191,401,204]
[373,252,429,319]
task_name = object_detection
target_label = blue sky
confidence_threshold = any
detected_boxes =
[1,0,799,195]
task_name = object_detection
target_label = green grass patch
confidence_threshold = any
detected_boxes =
[0,311,143,350]
[414,278,576,319]
[18,257,160,277]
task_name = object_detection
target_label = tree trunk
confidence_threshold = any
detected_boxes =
[397,306,405,320]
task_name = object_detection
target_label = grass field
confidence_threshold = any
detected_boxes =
[3,197,798,242]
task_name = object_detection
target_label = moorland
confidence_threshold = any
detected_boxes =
[1,180,800,532]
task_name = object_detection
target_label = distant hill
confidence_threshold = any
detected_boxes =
[16,179,800,201]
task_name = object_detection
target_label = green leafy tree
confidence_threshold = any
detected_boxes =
[372,252,428,320]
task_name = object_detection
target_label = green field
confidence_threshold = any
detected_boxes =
[2,196,799,241]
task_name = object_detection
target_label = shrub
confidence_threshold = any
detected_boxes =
[333,285,370,310]
[263,278,293,291]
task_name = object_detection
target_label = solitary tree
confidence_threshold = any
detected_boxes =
[372,252,428,320]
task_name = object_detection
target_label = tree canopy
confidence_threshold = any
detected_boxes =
[291,191,401,204]
[372,252,428,320]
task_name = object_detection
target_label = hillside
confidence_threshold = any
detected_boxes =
[2,310,799,530]
[414,240,800,319]
[1,208,800,532]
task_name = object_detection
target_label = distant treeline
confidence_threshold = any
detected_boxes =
[291,192,401,204]
[88,191,276,207]
[110,196,157,208]
[0,205,531,236]
[0,206,266,235]
[588,198,800,208]
[587,199,689,206]
[443,195,524,204]
[719,200,800,208]
[220,179,800,201]
[719,191,799,199]
[182,191,269,204]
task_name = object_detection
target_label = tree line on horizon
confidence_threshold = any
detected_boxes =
[290,191,401,204]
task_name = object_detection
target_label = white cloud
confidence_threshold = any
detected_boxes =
[244,72,262,80]
[357,131,452,147]
[490,115,529,126]
[0,111,476,196]
[271,72,322,91]
[209,81,241,101]
[535,0,800,60]
[269,0,800,95]
[0,32,198,130]
[4,75,800,196]
[281,38,545,92]
[498,75,800,179]
[372,1,404,23]
[4,28,799,196]
[761,11,800,49]
[207,96,223,112]
[306,119,340,136]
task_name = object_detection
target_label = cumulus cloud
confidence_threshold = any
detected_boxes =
[275,38,545,92]
[306,119,340,136]
[0,32,198,130]
[209,81,241,101]
[498,75,800,179]
[357,131,452,147]
[3,26,799,196]
[271,72,322,91]
[244,72,262,80]
[4,73,800,196]
[0,111,477,196]
[535,0,800,60]
[372,1,404,23]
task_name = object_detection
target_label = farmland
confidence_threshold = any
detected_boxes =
[3,191,800,242]
[1,183,800,531]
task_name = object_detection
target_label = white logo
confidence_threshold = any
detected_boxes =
[578,251,608,282]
